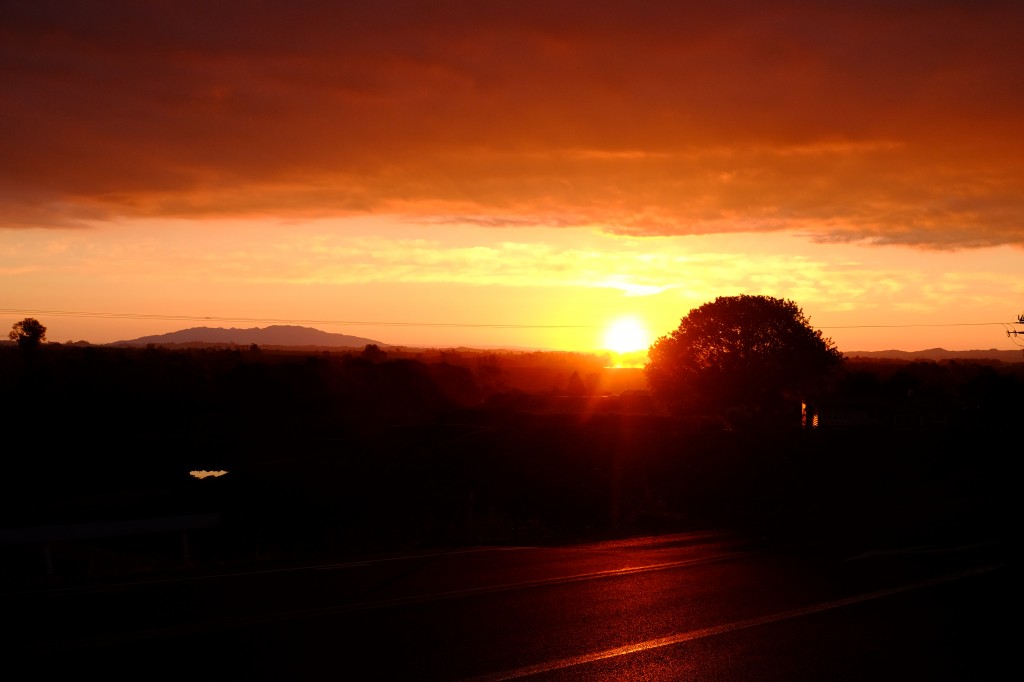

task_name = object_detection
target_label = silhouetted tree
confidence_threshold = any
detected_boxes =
[645,295,843,427]
[361,343,387,363]
[476,354,505,395]
[565,371,586,396]
[9,317,46,349]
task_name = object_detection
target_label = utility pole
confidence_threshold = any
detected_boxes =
[1007,315,1024,337]
[1008,313,1024,350]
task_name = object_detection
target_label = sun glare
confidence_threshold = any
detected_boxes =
[603,317,650,354]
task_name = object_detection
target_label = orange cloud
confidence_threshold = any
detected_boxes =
[2,1,1023,248]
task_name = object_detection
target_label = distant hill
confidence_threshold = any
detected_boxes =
[112,325,386,349]
[844,348,1023,363]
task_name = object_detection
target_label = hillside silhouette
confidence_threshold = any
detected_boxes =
[112,324,385,349]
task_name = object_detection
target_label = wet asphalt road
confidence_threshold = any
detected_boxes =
[2,529,1010,680]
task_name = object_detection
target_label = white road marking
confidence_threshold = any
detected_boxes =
[314,545,536,570]
[3,530,736,597]
[461,563,1005,681]
[331,551,747,613]
[4,550,751,654]
[2,545,540,597]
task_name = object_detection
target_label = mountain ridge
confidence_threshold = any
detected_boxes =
[844,347,1023,363]
[111,325,386,348]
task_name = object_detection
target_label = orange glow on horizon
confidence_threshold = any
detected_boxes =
[3,5,1023,355]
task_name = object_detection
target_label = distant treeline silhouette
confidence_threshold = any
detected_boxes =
[1,343,1018,583]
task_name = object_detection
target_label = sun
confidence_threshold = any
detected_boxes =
[602,317,651,354]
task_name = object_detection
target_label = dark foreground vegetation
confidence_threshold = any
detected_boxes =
[1,343,1018,585]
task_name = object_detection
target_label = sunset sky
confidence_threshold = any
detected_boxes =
[3,1,1023,353]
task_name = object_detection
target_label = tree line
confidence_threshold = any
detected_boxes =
[1,300,1019,579]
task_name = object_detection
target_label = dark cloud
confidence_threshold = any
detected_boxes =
[2,1,1022,247]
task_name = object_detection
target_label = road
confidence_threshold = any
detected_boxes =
[2,529,1009,680]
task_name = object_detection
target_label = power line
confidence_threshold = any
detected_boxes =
[1,307,1020,331]
[817,322,1013,329]
[0,308,591,330]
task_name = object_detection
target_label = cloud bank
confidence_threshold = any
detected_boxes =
[2,1,1022,248]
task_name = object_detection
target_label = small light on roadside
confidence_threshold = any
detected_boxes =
[190,470,228,479]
